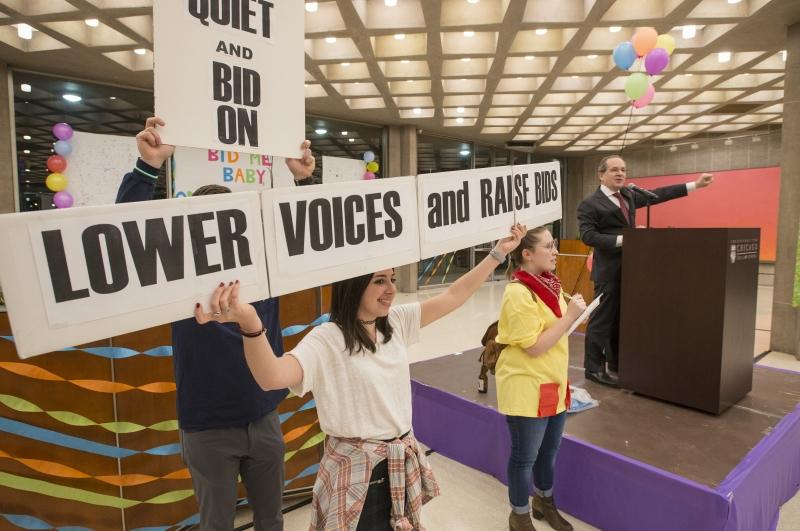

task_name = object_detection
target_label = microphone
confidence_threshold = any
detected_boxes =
[627,183,658,199]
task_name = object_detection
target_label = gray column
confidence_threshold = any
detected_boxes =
[770,24,800,357]
[387,125,418,293]
[0,63,16,214]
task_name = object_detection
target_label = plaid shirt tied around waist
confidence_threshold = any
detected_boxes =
[310,431,440,530]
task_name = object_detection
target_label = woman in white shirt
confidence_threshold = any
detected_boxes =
[194,224,525,530]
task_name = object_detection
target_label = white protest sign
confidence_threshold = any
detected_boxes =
[154,0,304,158]
[512,162,563,229]
[172,147,296,197]
[262,178,420,296]
[322,155,367,184]
[0,193,269,358]
[417,163,563,258]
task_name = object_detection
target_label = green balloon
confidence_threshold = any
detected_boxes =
[624,72,649,100]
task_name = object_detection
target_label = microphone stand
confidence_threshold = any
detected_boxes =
[645,196,652,228]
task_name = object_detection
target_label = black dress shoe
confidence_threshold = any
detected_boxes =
[585,370,619,387]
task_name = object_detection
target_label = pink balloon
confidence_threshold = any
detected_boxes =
[53,122,74,141]
[644,47,670,75]
[363,171,376,180]
[632,84,656,109]
[53,191,74,208]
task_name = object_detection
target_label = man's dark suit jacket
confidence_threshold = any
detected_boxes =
[577,184,689,283]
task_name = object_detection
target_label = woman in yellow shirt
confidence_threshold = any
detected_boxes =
[495,227,586,531]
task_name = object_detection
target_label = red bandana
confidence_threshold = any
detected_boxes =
[513,269,563,318]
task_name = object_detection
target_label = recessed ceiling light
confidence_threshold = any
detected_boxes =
[684,73,694,77]
[109,96,117,100]
[413,107,422,115]
[385,0,398,5]
[401,59,410,64]
[349,138,355,142]
[406,79,413,83]
[609,26,622,33]
[457,107,465,113]
[781,50,787,61]
[467,0,479,3]
[535,29,548,36]
[752,136,761,143]
[25,169,30,173]
[85,18,99,27]
[355,81,361,85]
[305,2,319,12]
[461,57,471,62]
[325,36,337,43]
[460,149,470,156]
[23,135,31,140]
[456,117,464,124]
[682,25,696,39]
[691,143,699,150]
[20,83,31,93]
[464,30,475,37]
[23,149,30,154]
[341,131,348,136]
[669,145,678,152]
[315,128,327,135]
[588,54,598,59]
[727,0,742,4]
[341,62,350,67]
[524,55,534,60]
[724,138,733,146]
[718,51,731,63]
[17,24,33,40]
[394,33,406,40]
[516,76,522,80]
[62,94,82,102]
[571,75,578,79]
[133,48,147,55]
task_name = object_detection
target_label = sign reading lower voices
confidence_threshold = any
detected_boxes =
[154,0,304,158]
[0,194,269,358]
[262,178,420,296]
[417,162,563,258]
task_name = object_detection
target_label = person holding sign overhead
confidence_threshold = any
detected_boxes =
[495,227,586,531]
[193,224,527,530]
[116,117,315,531]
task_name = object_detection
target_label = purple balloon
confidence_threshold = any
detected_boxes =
[53,122,74,141]
[53,191,74,209]
[363,171,376,180]
[645,48,670,75]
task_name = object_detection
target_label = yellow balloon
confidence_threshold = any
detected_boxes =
[46,172,68,192]
[655,33,676,55]
[366,161,379,173]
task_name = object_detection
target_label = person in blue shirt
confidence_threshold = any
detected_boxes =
[116,117,315,530]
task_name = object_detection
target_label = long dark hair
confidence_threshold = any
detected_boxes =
[330,272,394,354]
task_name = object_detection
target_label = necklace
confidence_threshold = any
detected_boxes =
[359,318,377,325]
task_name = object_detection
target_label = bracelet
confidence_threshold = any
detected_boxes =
[238,326,265,338]
[488,248,506,263]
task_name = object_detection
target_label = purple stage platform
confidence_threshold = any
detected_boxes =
[410,339,800,531]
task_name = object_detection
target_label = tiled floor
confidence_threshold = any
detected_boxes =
[241,278,800,530]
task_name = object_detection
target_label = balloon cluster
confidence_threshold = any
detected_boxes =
[612,28,676,109]
[47,123,74,208]
[362,150,379,180]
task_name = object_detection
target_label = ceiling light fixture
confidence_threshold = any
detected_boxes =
[325,36,337,43]
[85,18,100,27]
[23,135,31,140]
[718,51,731,63]
[609,26,621,33]
[464,30,475,37]
[669,145,678,152]
[62,94,82,102]
[17,24,33,40]
[588,54,598,59]
[305,2,319,12]
[133,48,147,55]
[524,55,534,60]
[109,96,117,100]
[535,29,548,36]
[682,25,696,39]
[460,149,471,156]
[23,149,30,154]
[413,107,422,115]
[457,117,464,124]
[781,50,787,61]
[684,73,694,77]
[20,83,32,93]
[401,59,410,64]
[394,33,406,40]
[341,62,350,67]
[727,0,742,4]
[341,131,348,136]
[385,0,398,5]
[691,143,699,150]
[752,136,761,143]
[461,57,471,62]
[724,138,733,146]
[315,128,327,134]
[457,107,465,113]
[406,79,413,82]
[349,138,355,142]
[467,0,480,3]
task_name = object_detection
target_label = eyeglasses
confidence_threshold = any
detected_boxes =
[540,239,558,251]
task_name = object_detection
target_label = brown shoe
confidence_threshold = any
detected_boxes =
[532,495,573,531]
[509,510,537,531]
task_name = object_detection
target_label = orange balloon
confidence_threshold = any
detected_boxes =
[632,27,658,57]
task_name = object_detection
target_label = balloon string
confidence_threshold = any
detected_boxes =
[620,104,634,152]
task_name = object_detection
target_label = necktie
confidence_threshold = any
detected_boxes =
[613,192,630,225]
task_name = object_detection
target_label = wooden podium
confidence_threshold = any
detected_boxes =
[618,228,760,414]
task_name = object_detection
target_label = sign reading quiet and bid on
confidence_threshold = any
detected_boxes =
[262,178,420,296]
[0,193,269,358]
[417,162,562,259]
[154,0,304,158]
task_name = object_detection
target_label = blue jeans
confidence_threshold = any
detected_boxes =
[506,411,567,510]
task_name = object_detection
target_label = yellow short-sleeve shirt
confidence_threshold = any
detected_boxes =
[495,282,570,418]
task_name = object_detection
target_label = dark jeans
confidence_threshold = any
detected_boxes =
[506,412,567,509]
[356,459,392,531]
[584,280,621,373]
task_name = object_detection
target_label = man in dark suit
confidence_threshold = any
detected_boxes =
[577,155,713,387]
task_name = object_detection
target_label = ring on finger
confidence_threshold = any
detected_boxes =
[212,311,221,318]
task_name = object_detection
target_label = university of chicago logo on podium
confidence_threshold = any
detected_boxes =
[730,245,737,264]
